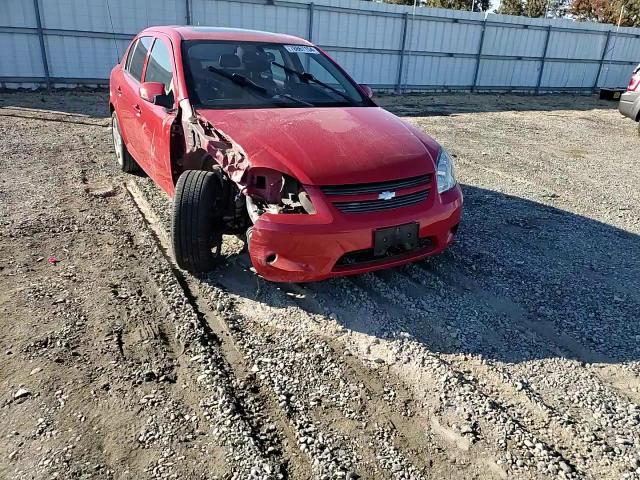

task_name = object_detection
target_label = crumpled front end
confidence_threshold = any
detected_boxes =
[179,102,462,282]
[248,184,463,283]
[179,100,250,185]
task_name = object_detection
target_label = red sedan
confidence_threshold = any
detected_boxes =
[109,26,463,282]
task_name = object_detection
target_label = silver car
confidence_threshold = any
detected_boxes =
[619,64,640,132]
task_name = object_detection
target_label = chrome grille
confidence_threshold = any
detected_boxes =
[333,189,429,213]
[320,174,431,196]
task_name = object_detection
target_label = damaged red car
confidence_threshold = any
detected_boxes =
[109,27,463,282]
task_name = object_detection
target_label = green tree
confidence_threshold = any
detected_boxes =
[524,0,547,16]
[498,0,525,15]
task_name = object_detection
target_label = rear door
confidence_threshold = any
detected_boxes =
[119,36,153,171]
[137,35,178,194]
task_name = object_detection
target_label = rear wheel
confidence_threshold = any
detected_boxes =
[172,170,224,273]
[111,111,139,173]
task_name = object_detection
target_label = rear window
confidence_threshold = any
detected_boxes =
[127,37,153,82]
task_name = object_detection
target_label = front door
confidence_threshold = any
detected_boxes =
[136,35,177,195]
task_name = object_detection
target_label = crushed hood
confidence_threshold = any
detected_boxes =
[195,107,439,186]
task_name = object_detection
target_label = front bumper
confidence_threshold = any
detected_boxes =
[619,91,640,120]
[248,184,463,282]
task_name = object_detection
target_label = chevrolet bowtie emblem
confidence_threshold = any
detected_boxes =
[378,191,396,200]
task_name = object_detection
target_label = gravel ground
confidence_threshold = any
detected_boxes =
[0,90,638,480]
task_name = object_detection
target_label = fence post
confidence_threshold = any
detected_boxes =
[536,25,552,94]
[594,30,612,91]
[32,0,51,88]
[471,18,487,93]
[185,0,191,25]
[396,12,409,93]
[307,2,314,41]
[304,3,314,71]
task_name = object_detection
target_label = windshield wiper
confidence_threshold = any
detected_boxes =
[209,62,354,106]
[208,66,268,94]
[271,61,355,105]
[208,66,312,107]
[272,93,313,107]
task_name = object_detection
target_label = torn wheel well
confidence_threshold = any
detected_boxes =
[171,102,247,185]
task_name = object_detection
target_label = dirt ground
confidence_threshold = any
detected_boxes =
[0,90,638,480]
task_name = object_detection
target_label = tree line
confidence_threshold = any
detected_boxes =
[382,0,640,27]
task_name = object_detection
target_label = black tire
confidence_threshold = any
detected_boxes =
[172,170,224,272]
[111,111,139,173]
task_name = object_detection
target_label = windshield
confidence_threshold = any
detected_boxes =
[182,40,371,109]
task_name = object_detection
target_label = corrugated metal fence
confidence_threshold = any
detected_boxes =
[1,0,639,92]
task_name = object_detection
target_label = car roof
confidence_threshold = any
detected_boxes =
[141,26,312,45]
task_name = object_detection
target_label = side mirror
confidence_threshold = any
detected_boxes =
[360,84,374,99]
[139,82,173,108]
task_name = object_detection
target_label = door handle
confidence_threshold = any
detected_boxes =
[133,104,141,115]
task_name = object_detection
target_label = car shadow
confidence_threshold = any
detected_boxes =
[204,184,639,365]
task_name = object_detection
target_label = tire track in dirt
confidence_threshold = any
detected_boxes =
[276,282,515,479]
[209,263,514,479]
[131,178,477,479]
[126,180,305,478]
[205,273,454,480]
[1,101,287,479]
[131,175,604,478]
[309,273,587,479]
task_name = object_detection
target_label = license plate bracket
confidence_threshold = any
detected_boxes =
[373,223,419,257]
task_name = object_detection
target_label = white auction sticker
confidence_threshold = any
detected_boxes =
[284,45,319,54]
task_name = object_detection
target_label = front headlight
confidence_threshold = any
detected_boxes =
[436,148,456,194]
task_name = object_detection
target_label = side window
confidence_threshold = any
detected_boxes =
[144,38,173,91]
[124,40,136,70]
[127,36,153,82]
